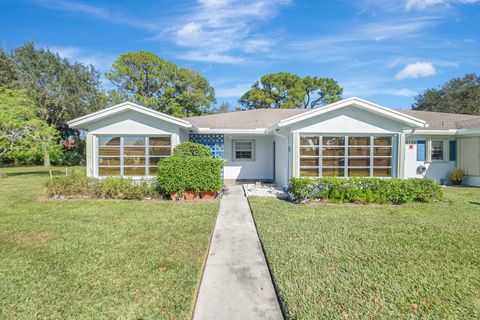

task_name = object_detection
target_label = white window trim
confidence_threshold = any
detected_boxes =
[232,140,255,161]
[427,139,449,163]
[298,135,394,178]
[96,134,172,178]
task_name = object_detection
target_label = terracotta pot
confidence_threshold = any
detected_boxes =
[170,192,179,201]
[184,191,197,200]
[201,191,216,200]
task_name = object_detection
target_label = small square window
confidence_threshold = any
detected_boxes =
[431,140,444,161]
[233,141,254,160]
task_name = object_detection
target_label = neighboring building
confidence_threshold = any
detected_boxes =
[67,97,480,187]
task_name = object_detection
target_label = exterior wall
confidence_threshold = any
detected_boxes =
[274,131,290,188]
[287,106,410,180]
[223,135,274,181]
[404,135,456,183]
[290,106,409,134]
[457,137,480,186]
[82,110,181,178]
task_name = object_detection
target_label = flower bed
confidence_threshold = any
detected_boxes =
[288,177,443,204]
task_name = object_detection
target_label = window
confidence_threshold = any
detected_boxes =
[430,140,444,161]
[233,140,254,160]
[299,135,393,178]
[98,136,171,177]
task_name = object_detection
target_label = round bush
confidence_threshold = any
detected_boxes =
[173,142,211,158]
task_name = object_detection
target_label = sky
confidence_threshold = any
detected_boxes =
[1,0,479,110]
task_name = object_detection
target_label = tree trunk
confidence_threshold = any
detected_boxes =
[43,149,50,167]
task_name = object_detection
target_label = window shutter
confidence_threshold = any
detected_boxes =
[417,140,426,161]
[449,140,457,161]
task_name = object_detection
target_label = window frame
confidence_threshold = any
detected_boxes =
[428,139,447,163]
[299,135,394,178]
[97,135,172,178]
[232,140,255,161]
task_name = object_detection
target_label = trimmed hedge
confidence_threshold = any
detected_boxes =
[288,177,443,204]
[46,175,159,200]
[157,156,225,194]
[173,142,211,158]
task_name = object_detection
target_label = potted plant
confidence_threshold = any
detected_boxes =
[184,190,198,200]
[448,168,464,185]
[200,191,216,200]
[170,191,180,201]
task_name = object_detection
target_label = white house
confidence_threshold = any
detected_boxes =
[67,97,480,187]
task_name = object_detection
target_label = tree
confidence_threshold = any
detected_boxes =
[238,72,343,109]
[0,87,61,166]
[11,42,105,128]
[413,73,480,115]
[106,51,215,117]
[214,102,231,113]
[0,49,16,87]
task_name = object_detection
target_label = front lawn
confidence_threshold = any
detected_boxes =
[0,167,218,319]
[250,188,480,319]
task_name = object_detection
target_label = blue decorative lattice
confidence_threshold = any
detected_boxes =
[189,134,224,159]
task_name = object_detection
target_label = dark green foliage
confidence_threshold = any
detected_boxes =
[46,174,159,200]
[157,156,224,194]
[106,51,215,117]
[413,73,480,115]
[173,142,211,158]
[239,72,343,109]
[289,177,443,204]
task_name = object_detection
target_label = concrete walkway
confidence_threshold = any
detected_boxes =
[193,185,283,320]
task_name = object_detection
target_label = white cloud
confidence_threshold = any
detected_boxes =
[178,51,245,64]
[47,45,116,71]
[390,88,418,97]
[36,0,156,30]
[215,83,252,97]
[171,0,290,63]
[395,62,436,79]
[405,0,446,10]
[405,0,480,10]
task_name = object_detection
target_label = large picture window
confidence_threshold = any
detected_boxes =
[299,135,393,178]
[98,136,171,177]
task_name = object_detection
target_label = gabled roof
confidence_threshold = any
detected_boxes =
[396,109,480,130]
[270,97,427,130]
[185,109,308,130]
[67,102,192,129]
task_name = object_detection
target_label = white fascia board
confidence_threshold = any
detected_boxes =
[457,128,480,136]
[195,128,267,135]
[271,97,427,130]
[67,102,192,128]
[411,129,458,136]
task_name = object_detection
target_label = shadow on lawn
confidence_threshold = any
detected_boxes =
[468,201,480,206]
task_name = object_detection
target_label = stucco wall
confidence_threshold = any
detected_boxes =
[290,106,409,134]
[274,132,289,188]
[83,110,181,178]
[223,135,274,181]
[404,136,456,183]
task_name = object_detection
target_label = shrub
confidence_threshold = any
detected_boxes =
[93,177,158,200]
[46,175,159,200]
[448,168,464,185]
[157,156,225,194]
[173,142,211,158]
[46,173,99,197]
[289,177,442,204]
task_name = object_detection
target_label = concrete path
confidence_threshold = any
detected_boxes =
[193,185,283,320]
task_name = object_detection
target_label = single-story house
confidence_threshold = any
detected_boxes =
[67,97,480,187]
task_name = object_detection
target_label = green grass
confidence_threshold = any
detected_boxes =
[249,188,480,319]
[0,166,219,319]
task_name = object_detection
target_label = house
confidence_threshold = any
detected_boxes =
[67,97,480,187]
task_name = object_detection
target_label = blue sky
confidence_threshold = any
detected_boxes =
[1,0,479,110]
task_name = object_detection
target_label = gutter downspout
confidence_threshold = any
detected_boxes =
[274,130,289,189]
